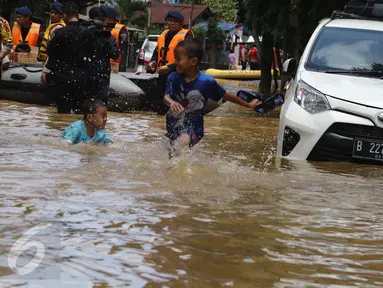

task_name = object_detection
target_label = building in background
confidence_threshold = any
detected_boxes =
[150,3,214,29]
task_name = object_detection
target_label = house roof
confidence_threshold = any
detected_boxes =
[151,3,212,25]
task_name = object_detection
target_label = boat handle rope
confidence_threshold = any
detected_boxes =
[8,64,43,73]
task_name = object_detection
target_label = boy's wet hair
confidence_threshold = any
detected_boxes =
[176,38,204,64]
[83,98,106,120]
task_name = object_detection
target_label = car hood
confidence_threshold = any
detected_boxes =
[300,70,383,108]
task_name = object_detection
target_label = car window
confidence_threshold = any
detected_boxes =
[306,27,383,71]
[144,40,157,53]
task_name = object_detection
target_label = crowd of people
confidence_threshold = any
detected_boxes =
[0,1,129,113]
[0,2,263,153]
[61,10,262,152]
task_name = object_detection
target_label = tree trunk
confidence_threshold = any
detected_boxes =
[211,44,217,68]
[272,45,278,92]
[275,41,283,92]
[259,33,273,94]
[251,21,262,59]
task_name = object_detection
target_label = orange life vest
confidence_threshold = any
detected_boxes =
[157,29,193,66]
[12,22,40,47]
[110,23,127,64]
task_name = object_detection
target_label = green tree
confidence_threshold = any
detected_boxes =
[207,0,236,22]
[194,19,226,67]
[245,0,290,93]
[244,0,350,93]
[116,0,147,24]
[171,0,236,22]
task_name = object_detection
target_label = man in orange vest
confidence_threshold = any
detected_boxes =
[104,7,129,72]
[147,11,193,76]
[12,7,41,52]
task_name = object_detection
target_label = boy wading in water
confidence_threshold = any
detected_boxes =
[164,39,261,152]
[62,98,113,145]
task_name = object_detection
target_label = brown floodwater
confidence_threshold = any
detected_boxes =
[1,81,383,287]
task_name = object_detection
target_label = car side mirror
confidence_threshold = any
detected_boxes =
[282,58,297,77]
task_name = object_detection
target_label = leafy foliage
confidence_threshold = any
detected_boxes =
[207,0,236,22]
[148,24,163,35]
[242,0,351,92]
[171,0,236,22]
[116,0,147,24]
[245,0,290,41]
[206,18,226,43]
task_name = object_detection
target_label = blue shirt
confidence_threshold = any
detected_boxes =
[62,120,113,145]
[165,71,226,140]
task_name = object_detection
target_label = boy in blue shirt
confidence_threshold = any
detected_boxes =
[164,38,261,149]
[62,98,113,145]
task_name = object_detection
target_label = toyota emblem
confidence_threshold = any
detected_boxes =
[378,112,383,124]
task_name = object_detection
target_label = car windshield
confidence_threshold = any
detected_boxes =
[306,27,383,73]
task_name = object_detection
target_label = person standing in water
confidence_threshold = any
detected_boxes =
[104,7,129,72]
[248,45,259,70]
[40,2,66,92]
[146,11,193,113]
[164,39,261,150]
[228,49,236,70]
[45,1,98,114]
[88,7,119,105]
[240,45,248,70]
[62,98,113,145]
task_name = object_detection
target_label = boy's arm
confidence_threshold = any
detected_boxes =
[223,91,262,109]
[102,133,114,145]
[62,127,80,145]
[164,94,184,113]
[163,75,184,113]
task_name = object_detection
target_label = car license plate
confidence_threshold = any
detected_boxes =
[353,138,383,161]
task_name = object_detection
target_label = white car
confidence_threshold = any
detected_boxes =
[277,9,383,164]
[135,35,159,73]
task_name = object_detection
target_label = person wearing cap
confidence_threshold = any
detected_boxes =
[0,8,13,72]
[104,7,129,72]
[45,1,98,113]
[88,7,119,104]
[147,10,193,76]
[12,7,41,49]
[37,2,66,62]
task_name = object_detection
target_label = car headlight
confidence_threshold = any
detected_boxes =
[294,81,331,113]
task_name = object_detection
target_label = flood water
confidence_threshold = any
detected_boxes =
[1,81,383,287]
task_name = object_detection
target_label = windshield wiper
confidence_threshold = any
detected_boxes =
[323,69,383,77]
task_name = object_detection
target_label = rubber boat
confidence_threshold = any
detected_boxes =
[0,64,223,114]
[0,63,146,112]
[205,68,280,80]
[118,72,221,115]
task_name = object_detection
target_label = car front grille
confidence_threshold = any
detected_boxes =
[307,123,383,163]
